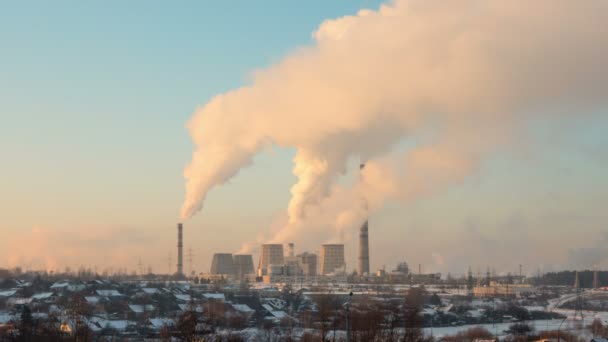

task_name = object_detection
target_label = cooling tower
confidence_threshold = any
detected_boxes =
[233,254,255,279]
[320,244,345,275]
[258,244,284,275]
[177,223,184,276]
[210,253,235,275]
[298,252,318,276]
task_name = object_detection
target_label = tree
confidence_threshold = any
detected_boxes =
[589,318,607,338]
[176,310,198,341]
[507,322,533,336]
[403,287,426,342]
[17,305,34,341]
[429,293,442,306]
[73,320,93,342]
[443,327,494,342]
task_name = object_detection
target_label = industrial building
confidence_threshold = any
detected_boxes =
[258,244,284,276]
[320,244,345,275]
[210,253,235,275]
[233,254,255,279]
[297,252,317,276]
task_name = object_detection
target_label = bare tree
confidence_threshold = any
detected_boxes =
[403,287,426,342]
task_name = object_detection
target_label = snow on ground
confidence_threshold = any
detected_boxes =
[425,309,608,339]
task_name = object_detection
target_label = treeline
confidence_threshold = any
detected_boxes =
[534,270,607,288]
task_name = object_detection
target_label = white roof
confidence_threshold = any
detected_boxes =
[202,293,225,300]
[85,296,100,304]
[96,289,122,297]
[0,313,15,324]
[0,290,17,297]
[232,304,254,313]
[129,305,145,313]
[178,303,203,312]
[100,320,131,331]
[269,310,287,318]
[142,288,161,294]
[8,298,32,305]
[467,309,485,318]
[31,292,54,300]
[50,282,69,288]
[149,318,175,329]
[174,294,191,302]
[128,304,155,313]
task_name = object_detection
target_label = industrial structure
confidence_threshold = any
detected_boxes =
[297,252,317,276]
[210,253,235,275]
[358,163,370,276]
[177,223,184,277]
[233,254,255,279]
[320,244,345,275]
[258,244,284,276]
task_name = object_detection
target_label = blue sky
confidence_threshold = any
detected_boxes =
[1,1,607,274]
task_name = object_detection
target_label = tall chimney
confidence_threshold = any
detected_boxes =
[288,243,295,258]
[358,163,370,276]
[177,223,183,276]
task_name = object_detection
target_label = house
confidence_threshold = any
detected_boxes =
[178,303,203,312]
[148,317,175,332]
[261,303,294,323]
[141,288,161,295]
[174,294,191,302]
[230,303,255,321]
[202,293,225,301]
[96,289,123,298]
[0,290,18,298]
[128,304,156,315]
[30,292,56,304]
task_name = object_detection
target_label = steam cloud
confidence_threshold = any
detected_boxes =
[182,0,608,244]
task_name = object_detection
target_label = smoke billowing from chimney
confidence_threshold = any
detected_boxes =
[182,1,608,243]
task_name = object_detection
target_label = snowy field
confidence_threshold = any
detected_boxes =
[424,309,608,338]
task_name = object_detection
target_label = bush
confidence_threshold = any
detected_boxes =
[442,326,494,342]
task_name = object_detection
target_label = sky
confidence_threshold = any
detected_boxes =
[1,1,607,276]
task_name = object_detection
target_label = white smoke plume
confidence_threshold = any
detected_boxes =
[182,0,608,245]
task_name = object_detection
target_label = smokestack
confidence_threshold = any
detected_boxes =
[288,243,295,258]
[358,163,370,276]
[177,223,183,276]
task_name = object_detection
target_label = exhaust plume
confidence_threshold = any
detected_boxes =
[182,0,608,237]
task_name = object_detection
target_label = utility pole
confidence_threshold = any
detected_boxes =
[187,247,195,276]
[519,264,523,279]
[345,291,353,342]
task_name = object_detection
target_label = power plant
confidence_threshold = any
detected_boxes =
[321,244,345,275]
[233,254,255,280]
[177,222,184,277]
[258,244,284,276]
[297,252,317,276]
[210,253,235,275]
